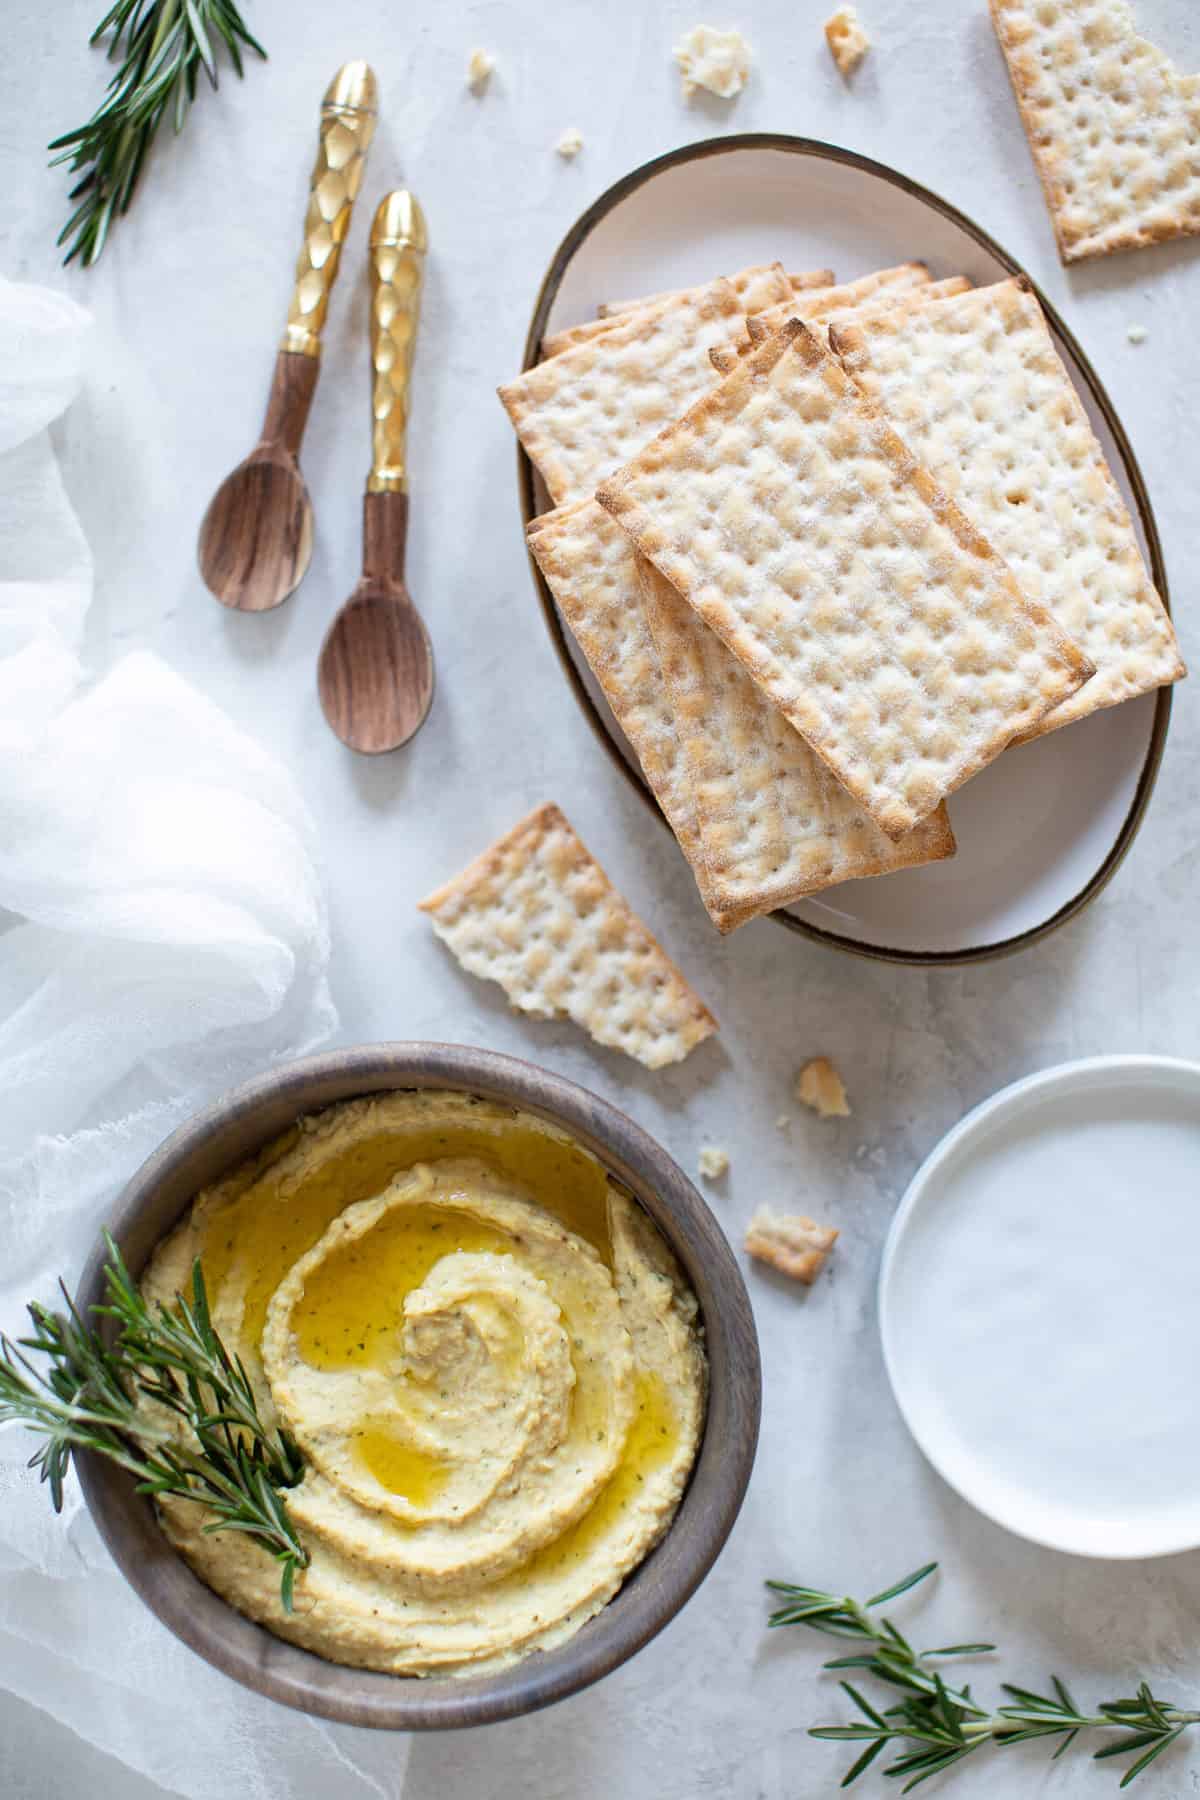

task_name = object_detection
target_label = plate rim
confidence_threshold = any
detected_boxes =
[878,1053,1200,1558]
[516,132,1174,967]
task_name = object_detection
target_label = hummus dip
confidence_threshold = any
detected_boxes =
[142,1091,707,1677]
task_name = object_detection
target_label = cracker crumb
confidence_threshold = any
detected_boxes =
[466,48,494,93]
[796,1056,851,1118]
[825,6,870,77]
[556,128,584,159]
[775,1114,791,1131]
[698,1146,729,1180]
[1127,324,1148,344]
[745,1206,838,1285]
[674,25,752,100]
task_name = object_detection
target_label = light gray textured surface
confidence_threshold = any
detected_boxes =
[3,0,1200,1794]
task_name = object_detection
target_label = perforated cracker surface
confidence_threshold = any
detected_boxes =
[598,322,1095,838]
[527,501,747,931]
[499,280,746,505]
[638,559,955,913]
[419,803,717,1068]
[990,0,1200,262]
[832,278,1183,735]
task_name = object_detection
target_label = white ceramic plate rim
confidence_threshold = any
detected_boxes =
[878,1054,1200,1559]
[518,135,1173,968]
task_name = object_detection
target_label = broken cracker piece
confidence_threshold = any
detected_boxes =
[796,1057,851,1118]
[556,127,584,159]
[419,803,717,1070]
[674,25,752,99]
[745,1206,838,1285]
[990,0,1200,264]
[698,1147,729,1180]
[825,7,870,76]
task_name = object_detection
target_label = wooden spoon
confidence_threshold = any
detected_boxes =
[197,61,378,612]
[318,191,435,752]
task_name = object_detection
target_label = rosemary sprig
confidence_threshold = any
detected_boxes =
[0,1232,308,1611]
[49,0,267,266]
[767,1563,1200,1791]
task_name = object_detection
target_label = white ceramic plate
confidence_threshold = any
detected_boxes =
[518,137,1172,965]
[879,1057,1200,1558]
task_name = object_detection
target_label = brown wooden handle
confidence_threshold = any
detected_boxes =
[261,351,320,456]
[362,488,409,585]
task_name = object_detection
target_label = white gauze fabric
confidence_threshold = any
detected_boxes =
[0,279,405,1800]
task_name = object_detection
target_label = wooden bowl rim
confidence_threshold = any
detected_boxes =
[74,1042,761,1730]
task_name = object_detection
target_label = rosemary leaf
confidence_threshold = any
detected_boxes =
[0,1232,307,1611]
[50,0,266,266]
[770,1563,1200,1790]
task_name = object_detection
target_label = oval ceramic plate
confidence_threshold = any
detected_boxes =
[517,137,1172,965]
[879,1057,1200,1558]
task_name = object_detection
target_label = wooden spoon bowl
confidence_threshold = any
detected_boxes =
[198,433,314,613]
[318,191,436,753]
[318,492,434,751]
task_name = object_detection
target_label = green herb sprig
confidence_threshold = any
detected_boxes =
[49,0,266,267]
[0,1233,308,1610]
[768,1563,1199,1791]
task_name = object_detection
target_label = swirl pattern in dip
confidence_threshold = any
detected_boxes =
[142,1091,707,1676]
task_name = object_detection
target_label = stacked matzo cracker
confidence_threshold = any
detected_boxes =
[501,259,1183,932]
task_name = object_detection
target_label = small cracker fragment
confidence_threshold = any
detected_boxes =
[830,278,1184,736]
[556,127,584,159]
[466,48,494,92]
[674,25,752,99]
[698,1147,729,1180]
[597,320,1095,839]
[745,1206,838,1285]
[500,280,747,506]
[825,6,871,76]
[796,1057,851,1118]
[1127,324,1148,344]
[542,264,791,360]
[419,803,717,1070]
[990,0,1200,264]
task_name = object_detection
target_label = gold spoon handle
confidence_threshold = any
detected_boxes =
[281,61,378,359]
[368,190,427,494]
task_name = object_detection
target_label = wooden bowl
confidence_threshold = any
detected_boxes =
[74,1044,761,1729]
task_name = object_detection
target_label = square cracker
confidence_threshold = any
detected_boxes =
[637,556,956,916]
[596,264,834,320]
[542,262,793,359]
[419,802,717,1069]
[830,277,1184,735]
[990,0,1200,263]
[526,500,754,933]
[499,279,746,506]
[597,320,1095,840]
